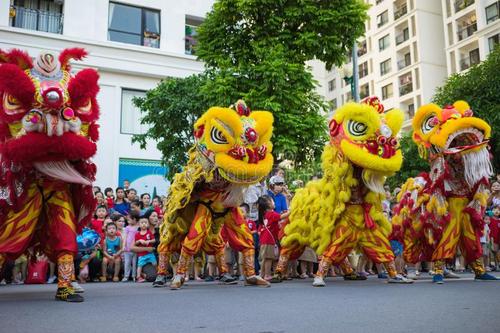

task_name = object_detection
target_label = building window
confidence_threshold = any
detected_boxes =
[399,73,413,96]
[379,34,390,51]
[455,0,475,13]
[359,61,369,78]
[380,58,391,76]
[328,79,336,92]
[377,10,389,28]
[357,40,367,57]
[108,2,160,48]
[408,103,415,118]
[185,16,203,55]
[489,34,499,52]
[486,2,499,24]
[457,20,477,41]
[382,84,393,100]
[10,0,63,34]
[329,98,337,112]
[396,27,410,45]
[360,83,370,99]
[394,2,408,20]
[121,89,149,135]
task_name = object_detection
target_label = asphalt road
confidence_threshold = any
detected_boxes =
[1,273,499,333]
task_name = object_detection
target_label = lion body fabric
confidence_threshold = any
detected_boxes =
[156,101,274,280]
[393,101,492,272]
[278,99,404,271]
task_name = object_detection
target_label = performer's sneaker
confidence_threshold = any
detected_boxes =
[244,275,270,287]
[71,281,84,293]
[474,273,499,281]
[219,273,238,285]
[270,273,283,283]
[377,272,388,279]
[432,274,444,284]
[388,274,414,284]
[443,270,460,279]
[169,275,185,290]
[344,273,367,281]
[152,274,167,287]
[312,276,326,287]
[55,287,84,302]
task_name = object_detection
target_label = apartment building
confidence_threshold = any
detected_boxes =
[442,0,500,74]
[0,0,215,193]
[311,0,449,129]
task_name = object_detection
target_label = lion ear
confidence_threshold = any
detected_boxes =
[384,109,404,135]
[453,100,470,114]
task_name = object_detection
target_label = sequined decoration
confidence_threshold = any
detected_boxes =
[57,253,75,288]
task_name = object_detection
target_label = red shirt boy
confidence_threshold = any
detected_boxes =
[258,211,280,245]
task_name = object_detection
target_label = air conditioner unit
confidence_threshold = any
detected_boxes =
[54,0,64,5]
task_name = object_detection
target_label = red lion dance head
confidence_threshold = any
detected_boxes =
[0,48,99,228]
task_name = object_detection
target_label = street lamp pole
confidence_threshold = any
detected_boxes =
[352,42,360,102]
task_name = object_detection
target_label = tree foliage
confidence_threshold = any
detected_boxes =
[132,74,209,178]
[433,46,500,169]
[196,0,369,165]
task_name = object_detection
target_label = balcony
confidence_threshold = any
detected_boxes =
[396,29,410,45]
[10,6,63,34]
[397,58,411,70]
[399,82,413,96]
[457,22,477,41]
[394,4,408,20]
[454,0,475,13]
[460,53,480,70]
[357,41,367,57]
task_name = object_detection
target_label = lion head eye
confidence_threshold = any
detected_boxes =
[210,127,228,144]
[75,98,92,115]
[346,120,368,136]
[3,94,25,115]
[421,113,437,134]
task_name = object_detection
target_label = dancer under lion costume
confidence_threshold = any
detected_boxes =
[272,97,412,286]
[392,101,497,283]
[0,48,99,302]
[153,100,273,289]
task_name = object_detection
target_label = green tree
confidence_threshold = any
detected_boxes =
[433,46,500,169]
[132,74,209,178]
[196,0,369,165]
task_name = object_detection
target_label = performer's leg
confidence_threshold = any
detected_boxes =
[42,184,83,301]
[203,231,237,284]
[221,209,269,286]
[170,204,212,289]
[153,242,171,287]
[360,226,412,283]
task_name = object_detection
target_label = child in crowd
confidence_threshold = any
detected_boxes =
[129,200,142,217]
[94,191,106,207]
[490,205,500,270]
[152,195,164,218]
[12,254,27,284]
[90,205,108,243]
[122,213,139,282]
[481,215,491,271]
[113,187,130,215]
[257,195,281,281]
[104,187,115,209]
[101,222,123,282]
[134,218,157,283]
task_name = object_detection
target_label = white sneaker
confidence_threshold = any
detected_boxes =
[0,279,6,285]
[121,277,129,282]
[388,274,414,284]
[312,276,326,287]
[47,275,57,284]
[71,281,85,293]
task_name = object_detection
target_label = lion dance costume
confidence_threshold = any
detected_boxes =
[272,97,412,286]
[392,101,497,283]
[154,100,273,289]
[0,48,100,301]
